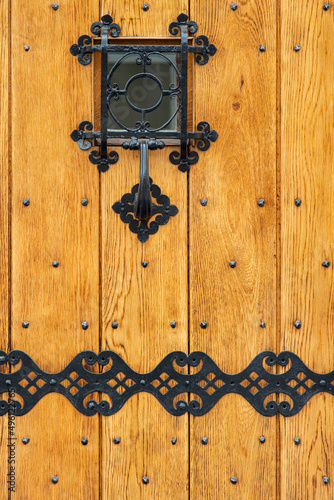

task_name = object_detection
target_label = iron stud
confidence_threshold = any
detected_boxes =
[201,199,208,206]
[6,380,11,386]
[22,437,30,444]
[323,3,330,10]
[24,45,30,51]
[259,46,266,52]
[294,321,302,329]
[179,402,186,409]
[294,45,301,52]
[260,321,266,328]
[229,261,236,268]
[52,261,59,268]
[322,260,330,268]
[320,380,326,387]
[142,476,149,484]
[88,402,95,409]
[140,380,146,386]
[201,437,208,445]
[200,321,207,329]
[259,436,265,443]
[49,379,57,386]
[81,199,88,206]
[231,477,238,484]
[142,4,149,10]
[23,198,30,206]
[81,438,88,445]
[22,321,29,329]
[141,261,148,268]
[230,3,238,10]
[258,199,265,207]
[171,438,177,445]
[294,437,301,445]
[52,3,59,10]
[170,321,176,328]
[295,198,302,206]
[323,477,330,484]
[112,321,118,329]
[52,476,58,484]
[81,321,89,330]
[114,437,121,444]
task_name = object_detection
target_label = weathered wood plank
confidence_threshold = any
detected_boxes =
[11,1,100,497]
[100,1,189,498]
[280,1,334,497]
[190,0,277,497]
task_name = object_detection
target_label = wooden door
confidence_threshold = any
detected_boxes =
[1,1,333,498]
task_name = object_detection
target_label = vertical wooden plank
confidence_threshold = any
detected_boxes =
[0,0,10,496]
[11,1,100,498]
[190,1,277,498]
[100,1,189,498]
[281,2,334,497]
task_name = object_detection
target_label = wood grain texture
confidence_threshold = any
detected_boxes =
[0,1,10,496]
[11,1,100,497]
[280,1,334,498]
[100,1,189,498]
[189,0,277,498]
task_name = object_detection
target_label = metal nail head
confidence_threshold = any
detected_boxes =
[201,198,208,206]
[81,198,88,206]
[24,45,30,51]
[22,437,30,444]
[170,321,176,328]
[142,476,149,484]
[294,321,302,329]
[81,321,89,330]
[231,477,238,484]
[258,199,265,207]
[52,476,58,484]
[141,261,148,268]
[323,477,330,484]
[322,260,330,268]
[294,45,301,52]
[114,437,121,444]
[260,321,266,328]
[52,3,59,10]
[171,438,177,445]
[229,261,236,268]
[323,3,330,11]
[295,198,302,206]
[112,321,118,329]
[142,4,149,10]
[81,438,88,445]
[294,437,301,445]
[52,261,59,268]
[22,321,29,329]
[200,321,207,329]
[230,3,237,10]
[259,46,266,52]
[259,436,265,443]
[201,437,208,445]
[23,198,30,206]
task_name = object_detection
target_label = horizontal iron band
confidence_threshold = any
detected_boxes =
[0,350,333,417]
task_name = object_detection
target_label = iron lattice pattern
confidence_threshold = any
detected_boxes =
[0,350,333,416]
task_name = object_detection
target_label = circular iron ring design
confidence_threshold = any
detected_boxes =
[124,73,164,113]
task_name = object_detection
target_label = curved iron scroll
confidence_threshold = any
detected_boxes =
[70,13,218,240]
[1,350,333,417]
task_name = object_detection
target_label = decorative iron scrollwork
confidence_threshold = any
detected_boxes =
[70,13,218,241]
[1,350,333,417]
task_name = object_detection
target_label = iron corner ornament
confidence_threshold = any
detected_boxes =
[1,350,333,417]
[69,13,218,241]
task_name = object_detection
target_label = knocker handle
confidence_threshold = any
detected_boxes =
[134,141,152,221]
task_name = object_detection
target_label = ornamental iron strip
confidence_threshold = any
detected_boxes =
[1,350,333,417]
[70,14,218,242]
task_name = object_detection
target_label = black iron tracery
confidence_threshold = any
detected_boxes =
[70,13,218,241]
[1,350,333,417]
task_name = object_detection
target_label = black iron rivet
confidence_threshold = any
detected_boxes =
[323,3,330,10]
[52,3,59,10]
[140,380,146,386]
[81,198,88,206]
[112,321,118,329]
[200,321,207,329]
[170,321,176,328]
[229,261,236,268]
[141,261,148,268]
[22,321,29,329]
[259,436,265,443]
[320,380,326,387]
[142,476,149,484]
[201,437,208,445]
[258,199,265,207]
[114,437,121,444]
[171,438,177,445]
[22,437,30,444]
[295,198,302,206]
[6,380,11,386]
[260,321,266,328]
[49,379,57,386]
[230,3,237,10]
[142,4,149,10]
[88,402,95,409]
[322,260,330,268]
[185,380,190,386]
[294,321,302,329]
[81,321,89,330]
[201,198,208,206]
[52,476,58,484]
[179,402,186,409]
[231,477,238,484]
[23,198,30,206]
[323,477,330,484]
[81,438,88,445]
[24,45,30,51]
[259,45,266,52]
[294,437,301,445]
[294,45,301,52]
[52,261,59,268]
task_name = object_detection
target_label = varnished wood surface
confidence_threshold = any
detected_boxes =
[11,1,100,498]
[190,0,277,497]
[280,1,334,498]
